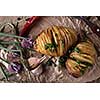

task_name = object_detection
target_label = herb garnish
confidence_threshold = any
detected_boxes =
[71,56,92,68]
[61,40,65,48]
[59,55,68,66]
[76,60,81,65]
[45,43,58,52]
[73,47,80,53]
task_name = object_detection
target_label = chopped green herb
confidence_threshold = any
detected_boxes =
[82,62,92,67]
[61,40,65,48]
[45,43,58,52]
[73,47,80,53]
[76,60,81,65]
[71,56,92,68]
[59,55,68,66]
[59,57,65,65]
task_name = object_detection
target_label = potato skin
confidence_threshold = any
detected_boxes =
[66,59,82,78]
[34,26,77,57]
[66,41,96,78]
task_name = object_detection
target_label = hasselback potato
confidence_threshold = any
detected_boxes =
[66,41,96,78]
[34,26,77,57]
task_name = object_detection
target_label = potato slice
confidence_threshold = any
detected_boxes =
[66,59,82,78]
[81,53,95,63]
[66,39,96,78]
[59,26,68,53]
[70,52,93,65]
[51,27,60,56]
[65,28,72,47]
[67,28,77,43]
[34,26,77,57]
[76,42,96,57]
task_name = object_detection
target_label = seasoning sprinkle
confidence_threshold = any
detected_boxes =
[45,43,58,52]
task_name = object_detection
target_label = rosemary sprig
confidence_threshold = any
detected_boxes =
[0,32,25,39]
[0,65,8,81]
[0,32,34,82]
[0,41,19,45]
[15,39,33,82]
[0,73,14,81]
[0,56,10,64]
[0,46,21,52]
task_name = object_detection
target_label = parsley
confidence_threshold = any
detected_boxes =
[59,55,68,66]
[74,47,80,53]
[61,40,65,48]
[76,60,81,65]
[45,43,58,52]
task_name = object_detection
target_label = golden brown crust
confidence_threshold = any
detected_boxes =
[66,41,96,78]
[70,52,93,65]
[34,26,77,57]
[60,26,68,53]
[76,42,96,57]
[66,59,81,78]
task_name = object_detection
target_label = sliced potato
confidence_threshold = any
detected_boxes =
[70,52,93,65]
[66,59,81,78]
[66,41,96,78]
[76,42,96,57]
[60,26,68,52]
[34,26,77,57]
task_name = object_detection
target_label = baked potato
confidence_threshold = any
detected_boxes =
[66,41,96,78]
[34,26,77,57]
